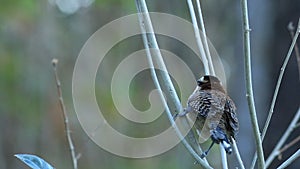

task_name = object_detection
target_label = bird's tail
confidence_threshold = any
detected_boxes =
[221,140,232,154]
[211,126,232,154]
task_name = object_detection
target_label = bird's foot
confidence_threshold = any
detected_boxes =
[173,108,189,120]
[173,113,179,120]
[211,127,233,155]
[221,141,232,154]
[200,152,208,159]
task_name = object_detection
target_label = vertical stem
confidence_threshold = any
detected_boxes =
[240,0,265,168]
[187,0,210,75]
[52,59,78,169]
[136,0,181,112]
[232,138,246,169]
[135,1,212,168]
[219,145,228,169]
[195,0,215,76]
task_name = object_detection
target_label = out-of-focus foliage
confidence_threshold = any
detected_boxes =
[0,0,38,18]
[95,0,136,11]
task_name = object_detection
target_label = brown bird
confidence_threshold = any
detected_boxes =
[176,75,239,158]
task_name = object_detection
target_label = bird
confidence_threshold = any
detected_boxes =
[175,75,239,158]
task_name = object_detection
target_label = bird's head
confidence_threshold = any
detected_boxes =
[197,75,226,93]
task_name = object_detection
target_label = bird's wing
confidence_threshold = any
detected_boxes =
[224,98,239,138]
[187,90,227,141]
[187,90,226,118]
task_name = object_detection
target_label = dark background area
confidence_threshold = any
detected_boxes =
[0,0,299,168]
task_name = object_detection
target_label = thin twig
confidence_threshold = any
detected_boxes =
[136,0,181,112]
[251,18,300,169]
[192,0,228,165]
[262,19,300,142]
[278,135,300,160]
[135,1,212,168]
[277,149,300,169]
[195,0,215,76]
[240,0,265,168]
[52,58,78,169]
[188,127,209,164]
[287,22,300,80]
[219,144,228,169]
[187,0,210,75]
[232,138,246,169]
[265,107,300,167]
[186,0,218,158]
[294,122,300,129]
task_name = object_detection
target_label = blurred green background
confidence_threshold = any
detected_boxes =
[1,0,299,168]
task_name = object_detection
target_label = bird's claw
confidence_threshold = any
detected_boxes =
[173,108,188,120]
[173,113,179,120]
[200,152,207,159]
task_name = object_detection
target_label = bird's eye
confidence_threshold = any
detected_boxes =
[199,76,205,82]
[197,80,203,86]
[197,78,208,86]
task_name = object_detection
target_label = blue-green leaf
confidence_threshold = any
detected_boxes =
[14,154,54,169]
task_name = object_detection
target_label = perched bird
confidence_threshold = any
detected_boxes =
[177,75,239,158]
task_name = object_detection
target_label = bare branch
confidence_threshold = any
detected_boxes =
[186,0,210,75]
[219,145,228,169]
[240,0,265,168]
[277,149,300,169]
[278,135,300,159]
[52,58,78,169]
[195,0,215,76]
[262,19,300,143]
[232,138,246,169]
[265,107,300,167]
[294,122,300,129]
[251,18,300,169]
[287,22,300,79]
[135,1,212,168]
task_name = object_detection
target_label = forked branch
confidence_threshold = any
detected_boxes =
[135,0,212,168]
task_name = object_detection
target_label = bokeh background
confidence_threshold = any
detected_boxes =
[1,0,300,168]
